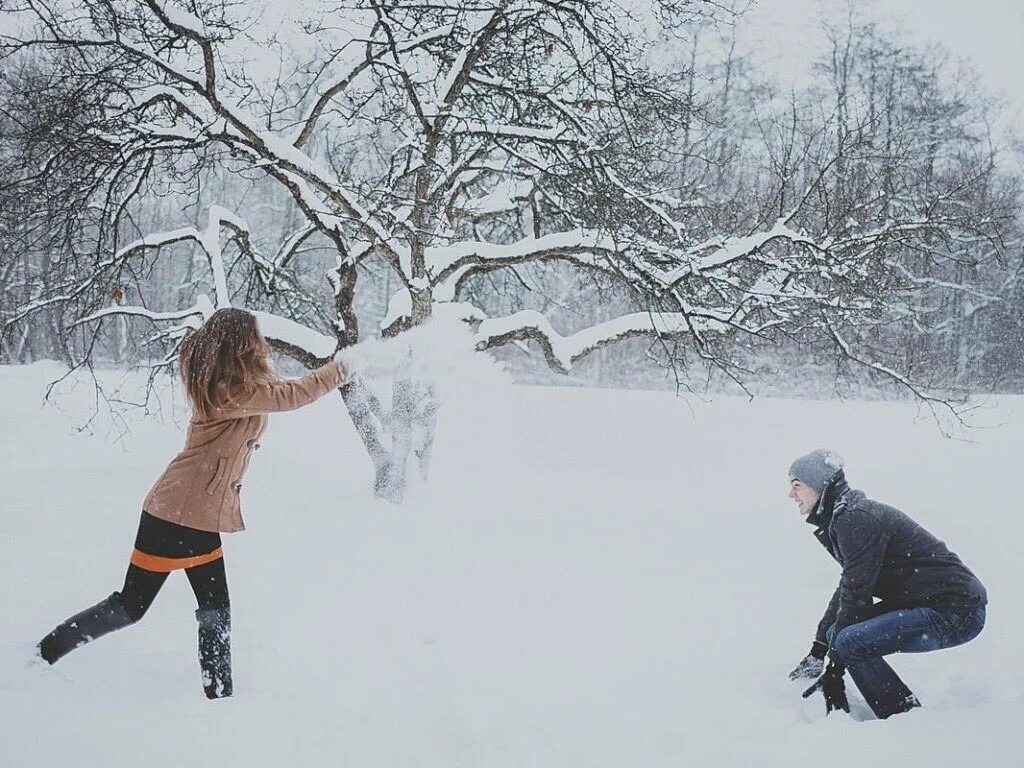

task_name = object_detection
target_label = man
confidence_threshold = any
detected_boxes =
[787,449,987,719]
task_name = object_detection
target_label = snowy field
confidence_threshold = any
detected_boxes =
[1,362,1021,767]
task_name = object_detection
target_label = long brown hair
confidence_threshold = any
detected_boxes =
[179,308,277,420]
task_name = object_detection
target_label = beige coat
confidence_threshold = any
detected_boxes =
[143,362,346,533]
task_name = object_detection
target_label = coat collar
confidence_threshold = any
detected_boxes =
[804,469,850,529]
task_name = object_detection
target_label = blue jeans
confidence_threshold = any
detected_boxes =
[827,605,986,719]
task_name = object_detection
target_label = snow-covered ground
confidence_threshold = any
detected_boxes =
[1,362,1021,766]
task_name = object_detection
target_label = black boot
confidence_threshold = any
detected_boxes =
[196,607,232,699]
[38,592,134,664]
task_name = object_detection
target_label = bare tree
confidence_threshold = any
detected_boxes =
[1,0,1019,499]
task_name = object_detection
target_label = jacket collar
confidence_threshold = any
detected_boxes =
[804,469,850,529]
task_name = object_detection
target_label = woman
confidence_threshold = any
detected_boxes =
[37,308,350,698]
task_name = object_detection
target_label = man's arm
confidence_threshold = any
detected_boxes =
[815,585,841,644]
[789,585,840,680]
[833,509,890,633]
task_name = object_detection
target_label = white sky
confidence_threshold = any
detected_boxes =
[736,0,1024,119]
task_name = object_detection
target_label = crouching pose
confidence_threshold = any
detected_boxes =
[787,450,987,719]
[38,308,350,698]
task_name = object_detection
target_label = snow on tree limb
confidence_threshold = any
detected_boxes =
[292,23,455,149]
[66,206,338,362]
[146,0,214,41]
[48,29,401,266]
[106,206,238,310]
[824,317,962,421]
[3,0,1015,413]
[452,121,579,143]
[76,302,209,328]
[474,309,758,374]
[382,288,413,331]
[434,8,502,104]
[250,311,337,360]
[663,216,819,283]
[425,217,824,304]
[429,229,615,299]
[73,300,336,362]
[112,226,205,261]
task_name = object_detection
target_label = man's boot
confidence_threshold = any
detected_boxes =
[38,592,134,664]
[196,606,232,699]
[884,693,922,719]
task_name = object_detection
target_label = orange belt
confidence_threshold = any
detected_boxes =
[130,547,224,573]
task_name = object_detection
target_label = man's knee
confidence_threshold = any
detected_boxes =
[829,626,869,664]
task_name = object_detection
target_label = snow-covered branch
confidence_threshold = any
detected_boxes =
[76,302,209,328]
[429,229,616,299]
[292,23,454,149]
[473,308,756,374]
[825,318,958,415]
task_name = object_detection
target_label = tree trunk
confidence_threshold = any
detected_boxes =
[410,381,440,482]
[338,375,441,504]
[339,378,394,499]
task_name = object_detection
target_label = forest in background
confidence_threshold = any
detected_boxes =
[1,0,1021,404]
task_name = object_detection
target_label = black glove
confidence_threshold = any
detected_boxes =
[788,640,828,681]
[802,661,850,715]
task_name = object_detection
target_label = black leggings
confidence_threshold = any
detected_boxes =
[120,558,230,622]
[119,511,230,622]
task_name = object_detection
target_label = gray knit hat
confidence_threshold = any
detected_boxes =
[788,449,845,494]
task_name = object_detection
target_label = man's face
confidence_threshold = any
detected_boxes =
[789,479,820,516]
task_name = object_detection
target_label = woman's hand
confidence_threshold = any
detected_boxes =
[333,348,356,383]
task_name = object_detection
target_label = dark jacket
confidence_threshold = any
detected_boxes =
[808,471,987,642]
